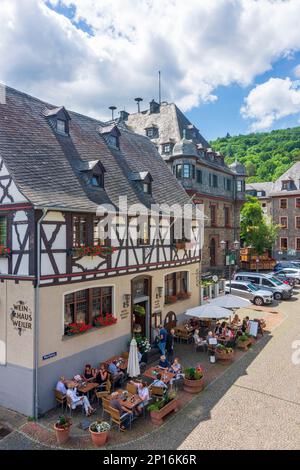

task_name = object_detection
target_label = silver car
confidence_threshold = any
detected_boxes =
[233,272,293,300]
[225,281,274,306]
[272,268,300,284]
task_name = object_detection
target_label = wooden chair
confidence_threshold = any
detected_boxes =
[109,407,132,432]
[95,379,111,406]
[66,394,84,417]
[101,396,112,419]
[126,382,137,394]
[149,386,166,399]
[53,389,66,412]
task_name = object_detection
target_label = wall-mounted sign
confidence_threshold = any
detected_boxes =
[42,352,57,361]
[120,309,130,319]
[10,300,32,336]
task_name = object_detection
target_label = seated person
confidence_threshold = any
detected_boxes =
[214,322,223,336]
[206,331,218,349]
[231,313,241,325]
[169,358,185,384]
[66,383,95,417]
[242,317,250,333]
[150,373,168,389]
[94,363,109,390]
[193,329,206,347]
[130,381,150,415]
[158,355,170,370]
[83,364,94,382]
[108,360,125,384]
[56,376,67,395]
[110,392,132,431]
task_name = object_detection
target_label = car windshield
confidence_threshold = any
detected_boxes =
[247,283,259,292]
[269,277,283,285]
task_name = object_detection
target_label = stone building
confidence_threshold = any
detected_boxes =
[125,100,246,273]
[246,162,300,259]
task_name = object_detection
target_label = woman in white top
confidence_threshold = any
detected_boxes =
[131,381,150,415]
[66,384,95,416]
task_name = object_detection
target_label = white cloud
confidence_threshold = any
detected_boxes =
[1,0,300,120]
[241,77,300,131]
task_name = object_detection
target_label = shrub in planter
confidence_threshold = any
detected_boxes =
[134,335,151,354]
[54,416,72,445]
[215,344,234,363]
[183,366,205,393]
[89,420,110,447]
[148,391,179,426]
[134,305,146,316]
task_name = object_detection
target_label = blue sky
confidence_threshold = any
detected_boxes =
[2,0,300,142]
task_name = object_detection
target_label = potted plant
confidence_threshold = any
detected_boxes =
[134,304,146,316]
[134,335,151,354]
[54,416,72,445]
[89,420,111,447]
[236,333,252,350]
[215,344,234,363]
[65,322,92,336]
[183,366,205,393]
[94,313,117,327]
[148,391,179,426]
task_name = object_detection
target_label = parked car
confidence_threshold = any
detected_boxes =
[272,268,300,284]
[270,271,297,287]
[274,261,300,271]
[225,281,274,306]
[233,272,293,300]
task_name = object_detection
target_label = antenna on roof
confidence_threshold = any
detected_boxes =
[158,70,161,104]
[109,106,117,120]
[134,97,143,113]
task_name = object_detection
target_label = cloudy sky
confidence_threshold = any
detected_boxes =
[1,0,300,139]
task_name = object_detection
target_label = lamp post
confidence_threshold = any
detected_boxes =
[220,239,240,293]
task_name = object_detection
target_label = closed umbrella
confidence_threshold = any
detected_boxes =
[185,304,232,319]
[127,337,140,378]
[208,294,251,309]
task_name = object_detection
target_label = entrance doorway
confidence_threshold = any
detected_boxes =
[131,276,151,340]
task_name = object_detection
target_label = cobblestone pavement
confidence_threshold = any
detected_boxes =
[0,295,299,450]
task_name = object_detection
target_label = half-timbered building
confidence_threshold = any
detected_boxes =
[0,86,201,415]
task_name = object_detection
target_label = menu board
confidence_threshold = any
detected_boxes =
[249,320,259,337]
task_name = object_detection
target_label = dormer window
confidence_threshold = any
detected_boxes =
[145,127,158,139]
[43,106,71,136]
[89,174,104,188]
[282,180,293,190]
[142,182,152,194]
[99,124,120,149]
[162,143,173,155]
[79,160,106,189]
[57,119,67,134]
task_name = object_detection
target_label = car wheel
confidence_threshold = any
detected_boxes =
[274,292,282,301]
[296,278,300,284]
[254,296,263,306]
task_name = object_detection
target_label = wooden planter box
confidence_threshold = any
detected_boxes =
[237,339,252,350]
[215,350,234,364]
[183,377,204,394]
[150,399,179,426]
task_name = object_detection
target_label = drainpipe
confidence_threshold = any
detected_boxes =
[34,208,48,419]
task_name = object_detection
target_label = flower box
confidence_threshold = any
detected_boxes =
[0,245,11,257]
[237,338,252,350]
[165,295,177,305]
[65,322,92,336]
[72,245,117,258]
[94,314,117,328]
[149,398,179,426]
[176,291,191,301]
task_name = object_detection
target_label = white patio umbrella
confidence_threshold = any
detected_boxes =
[185,304,232,319]
[208,294,251,309]
[127,337,140,378]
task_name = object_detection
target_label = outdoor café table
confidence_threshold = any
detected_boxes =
[105,356,128,371]
[143,366,176,385]
[65,380,98,399]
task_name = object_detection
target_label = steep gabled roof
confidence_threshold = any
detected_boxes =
[0,86,191,213]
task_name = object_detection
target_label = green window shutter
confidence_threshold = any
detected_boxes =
[0,217,7,246]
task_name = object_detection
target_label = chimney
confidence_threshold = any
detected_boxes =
[119,110,129,121]
[149,99,160,114]
[134,97,143,113]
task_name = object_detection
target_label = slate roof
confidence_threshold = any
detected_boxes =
[246,182,274,197]
[270,161,300,196]
[0,86,192,213]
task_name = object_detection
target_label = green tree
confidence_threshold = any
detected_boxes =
[240,197,279,255]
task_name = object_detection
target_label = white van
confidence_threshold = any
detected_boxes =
[233,272,293,300]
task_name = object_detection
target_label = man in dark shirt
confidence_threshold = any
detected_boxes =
[166,328,175,363]
[158,324,168,355]
[110,392,132,431]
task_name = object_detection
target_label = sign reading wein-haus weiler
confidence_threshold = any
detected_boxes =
[10,300,32,336]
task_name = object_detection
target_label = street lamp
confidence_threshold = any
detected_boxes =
[220,239,240,293]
